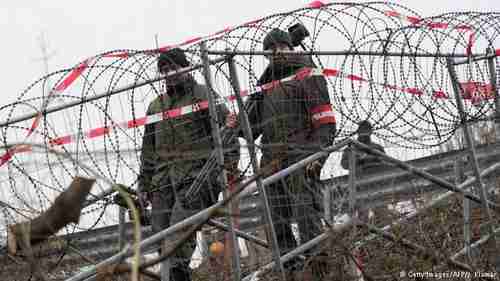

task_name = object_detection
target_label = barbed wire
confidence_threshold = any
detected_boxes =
[1,2,500,280]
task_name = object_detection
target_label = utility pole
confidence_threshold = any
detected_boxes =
[32,32,63,182]
[33,32,57,97]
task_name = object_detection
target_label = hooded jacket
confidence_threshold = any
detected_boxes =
[248,55,336,161]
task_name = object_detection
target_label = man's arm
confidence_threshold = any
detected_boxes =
[302,75,337,178]
[138,104,157,194]
[308,76,337,149]
[340,148,351,170]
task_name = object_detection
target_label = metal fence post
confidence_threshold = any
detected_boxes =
[486,48,500,141]
[200,42,242,281]
[118,207,126,250]
[446,57,500,268]
[324,185,332,224]
[226,53,287,280]
[455,157,472,261]
[348,144,357,216]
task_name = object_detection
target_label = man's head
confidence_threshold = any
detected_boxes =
[357,120,373,142]
[263,28,294,52]
[263,28,295,64]
[157,48,191,87]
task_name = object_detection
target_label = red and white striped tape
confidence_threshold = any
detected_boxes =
[384,10,472,31]
[0,59,91,166]
[384,11,499,105]
[0,1,495,167]
[7,65,481,162]
[311,104,336,128]
[384,10,475,55]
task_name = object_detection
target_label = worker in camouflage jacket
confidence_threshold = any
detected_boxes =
[247,28,337,266]
[138,48,239,281]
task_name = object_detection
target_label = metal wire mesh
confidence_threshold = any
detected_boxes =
[1,2,500,280]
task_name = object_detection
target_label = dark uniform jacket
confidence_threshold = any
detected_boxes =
[248,55,336,164]
[245,55,334,253]
[139,77,237,194]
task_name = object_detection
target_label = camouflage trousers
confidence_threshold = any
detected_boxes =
[150,173,220,281]
[262,154,324,255]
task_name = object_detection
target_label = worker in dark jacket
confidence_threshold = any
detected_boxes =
[247,28,337,263]
[138,48,239,281]
[341,120,386,225]
[341,120,386,173]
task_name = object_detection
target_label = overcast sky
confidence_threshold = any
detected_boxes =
[0,0,499,105]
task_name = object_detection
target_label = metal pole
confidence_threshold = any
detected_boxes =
[486,48,500,141]
[352,140,500,210]
[118,207,126,250]
[446,58,500,263]
[200,42,241,281]
[347,144,361,279]
[160,241,170,281]
[208,219,268,248]
[323,185,332,224]
[153,42,170,281]
[207,50,491,59]
[454,52,498,65]
[226,54,286,280]
[0,57,227,128]
[348,144,357,215]
[455,157,472,261]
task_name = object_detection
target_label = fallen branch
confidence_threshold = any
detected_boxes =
[7,176,96,281]
[7,177,96,254]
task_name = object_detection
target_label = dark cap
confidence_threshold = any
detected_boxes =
[357,120,373,134]
[263,28,294,51]
[157,48,190,71]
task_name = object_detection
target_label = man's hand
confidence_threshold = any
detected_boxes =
[306,160,322,180]
[225,113,238,128]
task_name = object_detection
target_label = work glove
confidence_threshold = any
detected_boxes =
[306,160,322,180]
